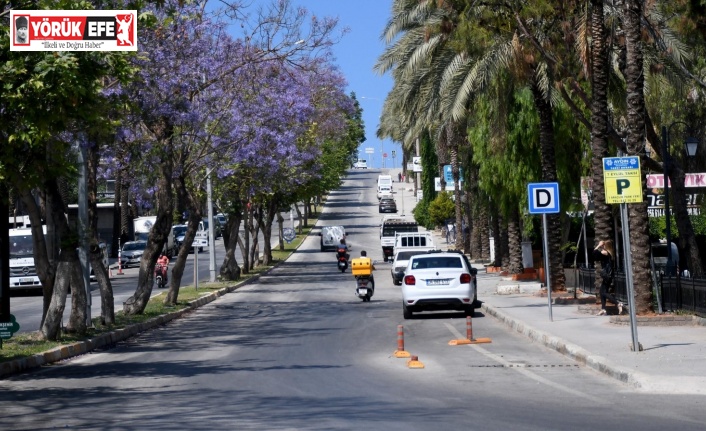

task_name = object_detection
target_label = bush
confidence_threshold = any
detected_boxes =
[428,192,455,227]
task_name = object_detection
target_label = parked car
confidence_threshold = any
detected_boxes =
[401,250,478,319]
[391,249,435,286]
[319,225,346,252]
[378,197,397,213]
[120,241,147,268]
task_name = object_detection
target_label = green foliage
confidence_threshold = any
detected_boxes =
[412,199,432,229]
[649,214,706,240]
[427,192,455,227]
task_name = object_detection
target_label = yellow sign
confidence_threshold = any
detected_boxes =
[603,156,643,204]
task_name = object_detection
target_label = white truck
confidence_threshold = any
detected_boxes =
[379,218,419,262]
[9,226,46,292]
[134,216,176,257]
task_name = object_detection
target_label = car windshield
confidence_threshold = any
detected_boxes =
[396,251,428,261]
[412,256,463,269]
[381,199,395,204]
[123,242,146,251]
[382,224,417,237]
[173,226,187,236]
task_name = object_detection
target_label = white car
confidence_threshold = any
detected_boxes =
[391,249,435,286]
[401,250,478,319]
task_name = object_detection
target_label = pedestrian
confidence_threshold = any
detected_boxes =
[398,172,402,182]
[593,239,623,315]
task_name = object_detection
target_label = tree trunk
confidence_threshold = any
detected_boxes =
[124,133,174,315]
[479,202,490,261]
[531,73,566,290]
[41,250,72,340]
[87,142,114,325]
[670,164,703,275]
[220,206,243,281]
[277,211,285,251]
[623,0,654,313]
[590,0,615,291]
[506,207,523,274]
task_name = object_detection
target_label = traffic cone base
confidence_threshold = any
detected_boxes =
[394,350,411,358]
[406,355,425,369]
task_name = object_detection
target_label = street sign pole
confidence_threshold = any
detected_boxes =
[527,182,560,322]
[603,156,642,352]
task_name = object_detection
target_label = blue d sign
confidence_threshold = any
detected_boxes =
[528,182,560,214]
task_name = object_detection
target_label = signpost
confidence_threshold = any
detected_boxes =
[0,315,20,348]
[528,182,560,321]
[603,156,642,352]
[365,147,374,170]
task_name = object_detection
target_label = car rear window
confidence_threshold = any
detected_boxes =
[412,256,463,269]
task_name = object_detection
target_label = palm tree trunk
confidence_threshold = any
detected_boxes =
[623,0,654,313]
[507,207,523,274]
[590,0,615,291]
[531,73,566,290]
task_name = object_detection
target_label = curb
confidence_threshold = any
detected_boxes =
[481,302,642,389]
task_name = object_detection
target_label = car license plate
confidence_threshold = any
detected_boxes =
[426,279,451,286]
[357,288,368,295]
[20,278,34,283]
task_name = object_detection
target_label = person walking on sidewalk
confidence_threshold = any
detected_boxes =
[593,239,623,315]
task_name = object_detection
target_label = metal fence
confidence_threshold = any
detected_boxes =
[660,275,706,317]
[577,264,706,317]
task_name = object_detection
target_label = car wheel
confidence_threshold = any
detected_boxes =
[403,303,413,319]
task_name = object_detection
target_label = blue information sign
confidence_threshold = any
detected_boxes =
[528,182,560,214]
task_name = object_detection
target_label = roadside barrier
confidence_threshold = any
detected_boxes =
[449,316,492,345]
[394,325,411,358]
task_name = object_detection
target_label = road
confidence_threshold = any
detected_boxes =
[1,169,705,430]
[9,220,288,334]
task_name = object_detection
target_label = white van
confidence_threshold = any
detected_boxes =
[377,175,393,200]
[354,159,368,169]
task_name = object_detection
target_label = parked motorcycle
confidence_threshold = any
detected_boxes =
[336,247,349,273]
[355,276,374,302]
[155,263,167,289]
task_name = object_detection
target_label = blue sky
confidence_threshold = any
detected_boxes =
[274,0,397,168]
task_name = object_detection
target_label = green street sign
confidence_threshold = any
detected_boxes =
[0,315,20,340]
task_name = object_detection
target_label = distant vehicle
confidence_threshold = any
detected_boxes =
[9,226,46,292]
[380,218,418,262]
[172,224,203,253]
[391,249,434,286]
[203,218,221,239]
[319,225,346,252]
[378,198,397,213]
[121,241,147,268]
[377,174,393,200]
[401,250,478,319]
[353,159,368,169]
[215,213,227,228]
[133,216,176,257]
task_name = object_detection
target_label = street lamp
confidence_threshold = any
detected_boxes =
[661,122,699,275]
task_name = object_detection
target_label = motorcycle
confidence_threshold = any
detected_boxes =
[155,263,167,289]
[336,247,349,273]
[355,275,374,302]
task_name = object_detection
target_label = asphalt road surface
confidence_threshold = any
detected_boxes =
[1,169,705,430]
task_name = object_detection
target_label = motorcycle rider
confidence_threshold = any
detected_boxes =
[359,250,375,290]
[156,252,170,284]
[336,238,349,261]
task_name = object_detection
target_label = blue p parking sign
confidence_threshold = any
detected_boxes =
[528,182,560,214]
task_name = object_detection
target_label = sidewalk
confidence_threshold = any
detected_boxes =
[426,223,706,395]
